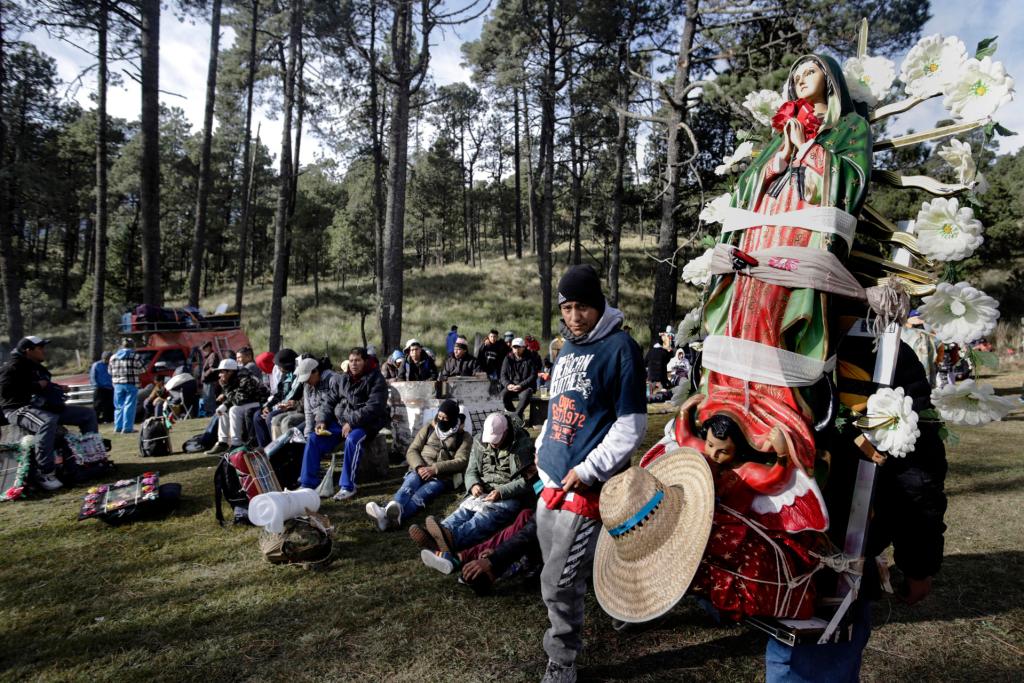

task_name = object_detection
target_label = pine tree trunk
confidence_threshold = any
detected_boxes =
[608,39,628,308]
[651,0,698,341]
[512,89,523,259]
[267,0,301,353]
[0,6,23,345]
[188,0,222,308]
[139,0,162,306]
[234,0,259,313]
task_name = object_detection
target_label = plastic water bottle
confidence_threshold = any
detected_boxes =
[265,427,302,458]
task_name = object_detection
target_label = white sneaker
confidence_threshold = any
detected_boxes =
[420,548,455,575]
[35,472,63,492]
[384,500,402,529]
[365,501,387,531]
[332,487,356,502]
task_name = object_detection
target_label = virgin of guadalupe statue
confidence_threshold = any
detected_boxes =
[673,54,873,535]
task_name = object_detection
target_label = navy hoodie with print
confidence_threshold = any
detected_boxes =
[537,305,647,488]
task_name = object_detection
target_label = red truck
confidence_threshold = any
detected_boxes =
[60,311,253,404]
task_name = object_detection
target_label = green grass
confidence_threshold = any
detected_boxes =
[1,369,1022,681]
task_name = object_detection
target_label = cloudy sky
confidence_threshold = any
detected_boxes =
[25,0,1023,166]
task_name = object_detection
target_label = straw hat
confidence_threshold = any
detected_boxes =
[593,447,714,623]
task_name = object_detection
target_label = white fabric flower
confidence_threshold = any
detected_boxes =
[900,34,968,98]
[844,55,896,107]
[714,141,754,176]
[943,57,1015,120]
[677,307,702,344]
[931,379,1017,426]
[699,193,733,224]
[864,387,920,458]
[742,89,785,127]
[914,197,984,261]
[936,138,977,185]
[681,248,714,287]
[919,281,1000,346]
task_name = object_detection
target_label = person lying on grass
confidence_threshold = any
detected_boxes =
[365,399,471,531]
[420,467,543,594]
[408,411,534,555]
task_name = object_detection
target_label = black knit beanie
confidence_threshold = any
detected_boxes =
[438,399,459,421]
[274,348,298,372]
[557,265,605,314]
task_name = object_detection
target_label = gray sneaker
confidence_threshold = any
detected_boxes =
[35,472,63,492]
[541,659,577,683]
[384,500,402,529]
[365,501,387,531]
[332,487,356,502]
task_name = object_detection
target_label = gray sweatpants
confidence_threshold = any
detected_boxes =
[5,404,99,474]
[536,501,600,666]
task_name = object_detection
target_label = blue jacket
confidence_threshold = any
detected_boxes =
[90,361,113,389]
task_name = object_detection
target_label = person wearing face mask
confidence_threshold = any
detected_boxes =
[364,399,471,531]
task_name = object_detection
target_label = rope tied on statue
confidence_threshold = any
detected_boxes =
[703,505,860,620]
[709,243,866,300]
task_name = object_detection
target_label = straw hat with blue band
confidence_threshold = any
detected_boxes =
[594,447,714,623]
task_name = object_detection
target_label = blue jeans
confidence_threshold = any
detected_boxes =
[765,600,872,682]
[392,470,452,520]
[299,423,343,489]
[442,496,522,550]
[252,408,282,448]
[113,384,138,433]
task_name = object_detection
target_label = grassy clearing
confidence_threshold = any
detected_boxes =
[1,369,1022,681]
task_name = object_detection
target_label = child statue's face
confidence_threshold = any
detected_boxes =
[704,432,737,465]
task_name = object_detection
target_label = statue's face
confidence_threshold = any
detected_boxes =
[703,432,737,465]
[793,60,827,104]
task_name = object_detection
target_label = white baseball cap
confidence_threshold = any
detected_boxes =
[216,359,239,371]
[295,357,320,383]
[511,337,525,348]
[482,413,509,446]
[404,338,422,350]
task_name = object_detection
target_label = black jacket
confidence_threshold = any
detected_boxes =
[500,352,539,391]
[827,340,947,593]
[0,353,51,412]
[334,368,390,435]
[478,340,510,376]
[645,346,671,384]
[399,356,437,382]
[439,353,479,380]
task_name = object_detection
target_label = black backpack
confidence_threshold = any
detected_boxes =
[214,455,250,525]
[182,415,219,453]
[139,417,172,457]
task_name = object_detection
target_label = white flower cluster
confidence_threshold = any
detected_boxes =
[677,307,703,344]
[914,197,984,262]
[864,387,920,458]
[742,90,785,127]
[699,193,732,225]
[899,34,1014,119]
[931,379,1017,426]
[844,55,896,107]
[919,281,1000,346]
[935,139,988,195]
[681,248,714,287]
[714,141,754,176]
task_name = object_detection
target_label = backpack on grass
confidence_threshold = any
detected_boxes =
[139,417,172,457]
[214,455,250,526]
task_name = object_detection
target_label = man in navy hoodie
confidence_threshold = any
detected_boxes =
[535,265,647,683]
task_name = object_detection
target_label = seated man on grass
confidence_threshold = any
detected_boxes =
[252,348,302,447]
[409,411,534,555]
[0,336,99,492]
[365,399,470,531]
[205,359,269,455]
